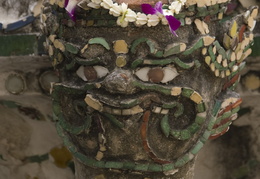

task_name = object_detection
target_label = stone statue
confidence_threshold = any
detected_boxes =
[41,0,258,178]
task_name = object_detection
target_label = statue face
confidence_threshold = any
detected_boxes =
[48,4,257,174]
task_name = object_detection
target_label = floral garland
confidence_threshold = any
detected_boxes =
[65,0,186,35]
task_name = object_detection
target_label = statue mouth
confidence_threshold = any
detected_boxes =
[84,90,181,116]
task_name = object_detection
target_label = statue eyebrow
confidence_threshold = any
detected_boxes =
[68,37,110,67]
[88,37,110,50]
[131,57,194,69]
[131,38,163,58]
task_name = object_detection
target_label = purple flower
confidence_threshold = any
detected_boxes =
[65,0,80,21]
[141,1,181,36]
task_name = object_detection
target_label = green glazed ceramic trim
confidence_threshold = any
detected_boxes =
[88,37,110,50]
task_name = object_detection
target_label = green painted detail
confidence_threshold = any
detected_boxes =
[208,4,219,15]
[143,58,175,65]
[56,125,77,154]
[212,100,222,116]
[93,160,106,168]
[164,43,182,57]
[182,38,203,56]
[173,57,194,69]
[174,158,186,168]
[229,80,239,90]
[226,50,232,61]
[131,59,143,69]
[155,50,164,57]
[52,83,95,96]
[0,34,38,56]
[88,37,110,50]
[202,130,211,141]
[199,135,208,144]
[232,106,240,114]
[123,162,136,169]
[187,123,200,134]
[148,164,163,172]
[161,114,199,140]
[180,130,191,140]
[174,12,186,19]
[188,5,195,12]
[196,6,209,17]
[58,115,90,135]
[208,46,216,62]
[75,57,101,65]
[161,115,171,137]
[228,61,236,68]
[134,163,149,171]
[170,130,181,139]
[181,88,194,98]
[207,117,217,131]
[206,100,222,132]
[218,48,227,59]
[25,153,49,163]
[195,113,206,125]
[238,62,246,71]
[196,102,205,113]
[162,102,184,117]
[194,59,201,68]
[132,57,193,69]
[65,43,79,54]
[219,16,232,23]
[190,140,204,155]
[131,38,159,55]
[0,100,19,108]
[230,70,239,79]
[183,153,193,163]
[213,41,227,59]
[214,61,228,70]
[211,122,231,135]
[146,39,158,54]
[216,111,232,124]
[133,81,171,95]
[162,163,175,171]
[75,152,91,165]
[131,38,148,53]
[103,113,124,128]
[179,18,185,26]
[105,161,124,169]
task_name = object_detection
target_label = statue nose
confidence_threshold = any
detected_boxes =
[102,68,137,94]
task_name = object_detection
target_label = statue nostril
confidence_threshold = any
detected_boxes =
[102,69,137,94]
[120,73,129,81]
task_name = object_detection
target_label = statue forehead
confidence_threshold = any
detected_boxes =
[63,26,192,46]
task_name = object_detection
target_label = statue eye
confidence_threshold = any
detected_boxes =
[135,66,179,83]
[76,65,109,81]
